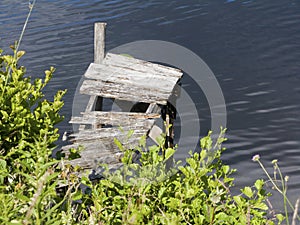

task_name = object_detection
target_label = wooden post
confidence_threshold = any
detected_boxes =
[79,95,97,131]
[162,102,175,171]
[94,22,106,113]
[163,87,179,170]
[80,22,106,131]
[165,102,175,149]
[166,82,181,148]
[94,22,106,64]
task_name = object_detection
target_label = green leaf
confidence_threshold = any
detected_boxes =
[233,196,243,206]
[164,148,175,160]
[253,202,268,210]
[114,138,124,151]
[158,187,167,199]
[9,220,22,225]
[222,165,230,174]
[72,190,83,201]
[254,179,264,191]
[1,110,9,119]
[16,51,25,59]
[276,214,285,223]
[200,149,207,161]
[0,159,7,170]
[215,212,228,221]
[101,179,114,188]
[200,131,212,150]
[126,130,134,139]
[242,186,253,198]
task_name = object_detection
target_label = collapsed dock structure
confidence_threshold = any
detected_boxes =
[61,23,183,175]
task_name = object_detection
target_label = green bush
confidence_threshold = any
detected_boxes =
[70,130,284,225]
[0,46,66,224]
[0,46,285,224]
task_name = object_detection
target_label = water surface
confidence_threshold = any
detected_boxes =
[1,0,299,211]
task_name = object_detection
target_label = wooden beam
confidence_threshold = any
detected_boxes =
[104,53,182,79]
[146,103,161,114]
[79,95,97,131]
[80,79,171,105]
[94,22,106,64]
[146,103,163,144]
[70,111,160,127]
[94,22,106,118]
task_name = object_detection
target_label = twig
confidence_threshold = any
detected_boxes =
[16,0,37,53]
[247,206,251,225]
[292,198,300,225]
[2,0,37,98]
[266,198,276,218]
[23,169,52,225]
[216,178,230,194]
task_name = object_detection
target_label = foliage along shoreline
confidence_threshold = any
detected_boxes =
[1,47,297,224]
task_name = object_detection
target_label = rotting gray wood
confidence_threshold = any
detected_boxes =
[146,103,161,114]
[104,53,182,79]
[148,125,163,145]
[62,126,149,170]
[61,22,183,172]
[81,62,182,102]
[79,95,97,131]
[94,23,106,64]
[61,142,114,154]
[93,22,106,122]
[70,111,160,127]
[79,21,107,131]
[80,52,183,105]
[65,155,123,171]
[81,79,172,105]
[84,63,180,92]
[67,120,154,155]
[71,131,147,145]
[62,135,141,157]
[67,155,120,170]
[70,121,154,141]
[145,103,163,144]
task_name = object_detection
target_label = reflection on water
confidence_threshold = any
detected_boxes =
[1,0,300,209]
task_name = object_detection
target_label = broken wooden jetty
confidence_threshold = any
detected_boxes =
[61,22,183,175]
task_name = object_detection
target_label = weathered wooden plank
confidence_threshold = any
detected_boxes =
[104,53,183,79]
[71,117,156,128]
[92,22,106,128]
[62,137,140,159]
[94,22,106,64]
[79,95,97,131]
[144,103,163,144]
[148,125,163,145]
[84,63,179,92]
[71,125,152,141]
[146,103,161,114]
[61,142,114,154]
[64,134,142,151]
[87,111,160,120]
[69,154,119,168]
[61,127,146,170]
[70,111,160,127]
[66,155,121,170]
[62,129,146,169]
[80,79,171,105]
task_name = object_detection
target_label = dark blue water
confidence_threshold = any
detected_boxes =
[1,0,300,213]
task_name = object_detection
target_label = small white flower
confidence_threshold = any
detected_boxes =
[284,176,289,182]
[272,159,278,164]
[252,154,260,162]
[62,131,67,141]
